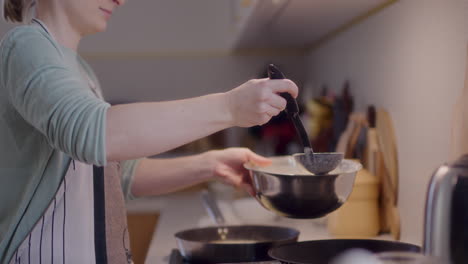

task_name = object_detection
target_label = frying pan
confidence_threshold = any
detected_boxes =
[268,239,421,264]
[174,191,299,263]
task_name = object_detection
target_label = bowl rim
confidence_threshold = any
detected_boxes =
[292,152,345,156]
[243,156,362,177]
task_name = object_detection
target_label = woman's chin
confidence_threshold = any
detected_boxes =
[87,22,108,35]
[96,21,108,32]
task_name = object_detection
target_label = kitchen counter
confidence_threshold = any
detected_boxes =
[126,191,394,264]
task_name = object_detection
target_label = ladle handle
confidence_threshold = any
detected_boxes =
[267,64,299,116]
[267,64,312,150]
[291,117,313,150]
[200,190,226,226]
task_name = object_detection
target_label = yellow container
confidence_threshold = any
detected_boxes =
[328,167,380,238]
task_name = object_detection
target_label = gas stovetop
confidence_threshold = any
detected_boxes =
[168,249,281,264]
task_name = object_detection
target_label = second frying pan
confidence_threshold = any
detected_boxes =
[269,239,421,264]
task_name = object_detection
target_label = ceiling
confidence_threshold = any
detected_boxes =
[0,0,392,55]
[234,0,391,50]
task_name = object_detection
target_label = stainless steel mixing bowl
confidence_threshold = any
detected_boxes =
[244,156,362,219]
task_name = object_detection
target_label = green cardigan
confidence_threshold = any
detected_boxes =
[0,22,139,263]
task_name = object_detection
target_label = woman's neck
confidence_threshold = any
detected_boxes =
[35,7,81,51]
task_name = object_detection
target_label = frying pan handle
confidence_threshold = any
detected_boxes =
[267,64,299,116]
[200,190,226,226]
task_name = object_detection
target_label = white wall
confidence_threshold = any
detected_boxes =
[86,54,305,104]
[305,0,468,244]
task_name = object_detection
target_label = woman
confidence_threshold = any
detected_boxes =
[0,0,298,263]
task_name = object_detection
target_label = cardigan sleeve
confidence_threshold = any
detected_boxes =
[1,28,110,166]
[119,159,143,201]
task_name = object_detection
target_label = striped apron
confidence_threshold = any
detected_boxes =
[8,161,133,264]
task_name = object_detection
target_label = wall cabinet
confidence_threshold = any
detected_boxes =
[230,0,391,50]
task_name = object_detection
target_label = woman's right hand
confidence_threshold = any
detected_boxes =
[225,78,299,127]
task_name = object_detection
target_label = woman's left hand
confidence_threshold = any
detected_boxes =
[204,148,271,195]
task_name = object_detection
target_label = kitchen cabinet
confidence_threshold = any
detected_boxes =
[230,0,393,50]
[127,213,159,264]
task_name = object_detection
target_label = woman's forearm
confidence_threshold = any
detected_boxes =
[131,153,214,197]
[105,78,298,162]
[106,93,231,161]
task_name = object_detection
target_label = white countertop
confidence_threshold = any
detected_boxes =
[126,192,393,264]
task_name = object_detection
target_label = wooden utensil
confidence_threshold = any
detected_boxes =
[377,149,400,240]
[375,108,400,239]
[336,113,365,157]
[365,107,388,234]
[336,114,356,154]
[346,122,361,158]
[376,109,399,204]
[365,106,378,174]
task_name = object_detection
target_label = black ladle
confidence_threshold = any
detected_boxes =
[267,64,343,175]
